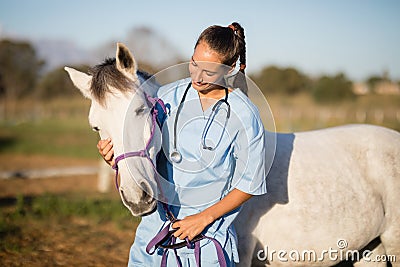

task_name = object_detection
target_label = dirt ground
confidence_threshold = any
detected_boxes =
[0,154,136,266]
[0,155,103,197]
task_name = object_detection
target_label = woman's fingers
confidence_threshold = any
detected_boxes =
[104,147,114,160]
[173,228,190,240]
[98,138,111,151]
[172,221,180,230]
[172,221,185,239]
[97,138,115,166]
[171,221,196,241]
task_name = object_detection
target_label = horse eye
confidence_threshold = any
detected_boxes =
[135,105,146,115]
[92,126,100,132]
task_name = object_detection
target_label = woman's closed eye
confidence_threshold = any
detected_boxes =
[205,71,217,77]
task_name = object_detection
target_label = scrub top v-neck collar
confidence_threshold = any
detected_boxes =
[188,84,230,118]
[187,84,213,118]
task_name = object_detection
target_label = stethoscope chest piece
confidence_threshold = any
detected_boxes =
[170,149,182,163]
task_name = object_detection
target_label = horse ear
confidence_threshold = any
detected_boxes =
[116,42,138,80]
[64,67,92,99]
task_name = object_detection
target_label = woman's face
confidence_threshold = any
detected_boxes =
[189,42,232,92]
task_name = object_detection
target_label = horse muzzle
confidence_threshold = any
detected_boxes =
[119,181,157,216]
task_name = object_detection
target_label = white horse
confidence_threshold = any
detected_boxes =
[65,43,400,266]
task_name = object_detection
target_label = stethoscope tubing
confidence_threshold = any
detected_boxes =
[170,82,230,163]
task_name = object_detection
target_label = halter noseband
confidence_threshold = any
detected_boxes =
[112,94,166,190]
[110,91,227,267]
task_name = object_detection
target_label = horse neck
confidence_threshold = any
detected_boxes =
[137,71,159,98]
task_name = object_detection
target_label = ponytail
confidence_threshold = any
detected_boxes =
[228,22,248,94]
[228,22,246,75]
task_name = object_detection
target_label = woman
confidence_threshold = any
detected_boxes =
[98,22,266,266]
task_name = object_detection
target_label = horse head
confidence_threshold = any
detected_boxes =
[65,43,160,216]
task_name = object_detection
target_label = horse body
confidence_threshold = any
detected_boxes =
[66,43,400,266]
[236,125,400,266]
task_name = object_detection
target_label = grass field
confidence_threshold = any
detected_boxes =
[0,93,399,266]
[0,98,98,159]
[265,93,400,132]
[1,93,399,158]
[0,97,137,266]
[0,190,140,266]
[0,118,98,158]
[0,193,138,240]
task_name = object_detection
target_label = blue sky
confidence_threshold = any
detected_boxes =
[1,0,399,81]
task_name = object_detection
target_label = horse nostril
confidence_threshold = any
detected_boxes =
[119,189,134,207]
[140,181,154,203]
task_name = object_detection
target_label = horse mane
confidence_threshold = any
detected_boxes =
[88,57,151,105]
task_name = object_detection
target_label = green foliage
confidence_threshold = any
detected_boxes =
[251,66,311,95]
[0,117,98,158]
[0,217,21,252]
[366,76,385,88]
[365,75,391,93]
[28,193,138,225]
[0,38,397,106]
[0,40,44,99]
[312,73,355,103]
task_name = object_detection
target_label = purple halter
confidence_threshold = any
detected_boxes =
[112,93,166,190]
[146,221,228,267]
[111,92,227,267]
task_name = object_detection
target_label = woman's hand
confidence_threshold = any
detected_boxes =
[97,138,115,166]
[171,189,252,241]
[172,212,214,241]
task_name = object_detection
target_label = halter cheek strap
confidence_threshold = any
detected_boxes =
[112,94,166,190]
[111,93,227,267]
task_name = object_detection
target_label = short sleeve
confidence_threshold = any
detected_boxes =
[231,108,267,195]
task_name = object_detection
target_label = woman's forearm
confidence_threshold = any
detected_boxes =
[200,188,252,224]
[172,188,252,240]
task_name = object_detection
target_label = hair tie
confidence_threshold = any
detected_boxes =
[228,24,237,34]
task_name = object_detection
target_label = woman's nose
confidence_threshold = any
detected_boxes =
[193,71,203,82]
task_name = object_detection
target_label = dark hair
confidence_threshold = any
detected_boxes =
[195,22,246,74]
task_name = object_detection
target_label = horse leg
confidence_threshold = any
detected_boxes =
[236,233,258,267]
[380,230,400,267]
[379,172,400,265]
[97,159,112,192]
[372,126,400,266]
[379,164,400,267]
[251,240,267,267]
[353,242,388,267]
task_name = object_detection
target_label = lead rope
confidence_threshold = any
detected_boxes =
[111,94,227,266]
[146,221,227,267]
[144,97,227,267]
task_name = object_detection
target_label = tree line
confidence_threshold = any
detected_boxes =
[0,39,396,104]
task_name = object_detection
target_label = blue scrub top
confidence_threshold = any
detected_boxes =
[129,78,266,266]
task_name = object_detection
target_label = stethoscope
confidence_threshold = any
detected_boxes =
[169,82,231,163]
